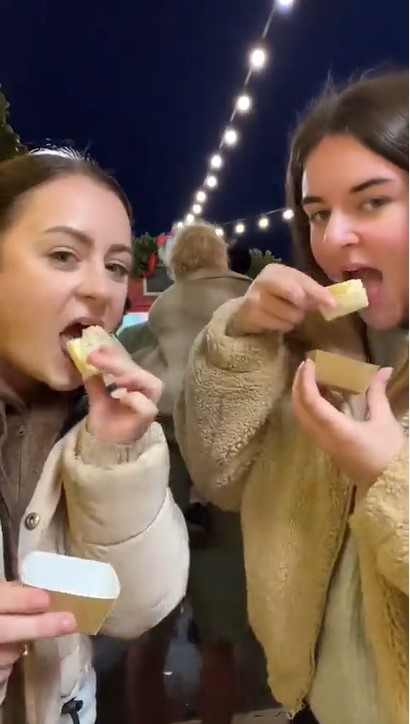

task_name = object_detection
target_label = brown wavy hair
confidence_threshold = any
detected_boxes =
[166,221,229,280]
[0,147,133,236]
[286,70,409,283]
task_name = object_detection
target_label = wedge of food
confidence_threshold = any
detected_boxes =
[320,279,368,322]
[67,325,116,380]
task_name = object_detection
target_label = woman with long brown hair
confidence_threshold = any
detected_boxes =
[176,70,409,724]
[0,149,189,723]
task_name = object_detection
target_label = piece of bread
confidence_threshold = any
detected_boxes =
[320,279,368,321]
[67,326,114,380]
[308,350,379,395]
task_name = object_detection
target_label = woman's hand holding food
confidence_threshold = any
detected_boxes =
[85,344,163,445]
[231,264,336,335]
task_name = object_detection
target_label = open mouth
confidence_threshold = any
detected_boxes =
[343,267,383,305]
[60,322,97,357]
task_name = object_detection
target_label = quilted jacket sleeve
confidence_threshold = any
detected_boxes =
[174,299,289,511]
[61,421,189,638]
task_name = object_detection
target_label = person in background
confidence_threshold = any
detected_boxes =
[123,222,251,724]
[0,149,189,723]
[118,315,156,353]
[176,70,408,724]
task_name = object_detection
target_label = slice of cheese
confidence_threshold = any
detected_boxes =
[321,279,368,321]
[308,350,379,395]
[66,326,114,380]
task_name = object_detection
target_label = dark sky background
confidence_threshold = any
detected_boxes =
[0,0,407,262]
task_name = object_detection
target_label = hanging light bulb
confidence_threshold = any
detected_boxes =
[234,221,246,235]
[210,153,223,170]
[277,0,294,8]
[223,128,239,147]
[236,94,252,113]
[176,221,184,229]
[282,208,294,221]
[258,216,270,229]
[196,190,207,203]
[192,203,202,215]
[205,175,218,189]
[249,47,267,71]
[185,213,195,224]
[215,227,224,237]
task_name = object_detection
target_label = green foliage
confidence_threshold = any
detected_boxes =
[248,248,282,279]
[0,86,25,162]
[131,233,158,278]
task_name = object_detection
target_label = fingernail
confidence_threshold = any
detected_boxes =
[110,387,126,400]
[60,614,77,632]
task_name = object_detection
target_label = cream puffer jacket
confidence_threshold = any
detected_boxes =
[0,421,189,724]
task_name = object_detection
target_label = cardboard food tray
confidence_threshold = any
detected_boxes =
[21,551,120,636]
[308,350,379,395]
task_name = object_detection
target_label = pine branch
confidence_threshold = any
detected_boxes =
[0,85,26,162]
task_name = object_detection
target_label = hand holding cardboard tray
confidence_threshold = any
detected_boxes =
[21,552,120,636]
[308,350,379,395]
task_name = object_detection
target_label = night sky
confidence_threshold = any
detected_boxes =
[0,0,407,262]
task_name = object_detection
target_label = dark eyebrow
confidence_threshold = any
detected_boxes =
[43,225,132,256]
[302,177,394,206]
[349,177,394,194]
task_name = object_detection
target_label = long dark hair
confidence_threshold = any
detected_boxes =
[286,70,409,282]
[0,148,133,235]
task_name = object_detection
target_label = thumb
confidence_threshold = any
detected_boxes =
[84,375,108,409]
[367,367,394,421]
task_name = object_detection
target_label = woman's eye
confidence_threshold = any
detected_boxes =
[49,250,78,264]
[362,197,390,212]
[308,209,330,224]
[106,263,129,280]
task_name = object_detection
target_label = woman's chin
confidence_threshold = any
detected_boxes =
[45,357,83,392]
[359,304,404,331]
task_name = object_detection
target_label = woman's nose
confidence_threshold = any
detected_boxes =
[77,265,110,303]
[323,212,360,249]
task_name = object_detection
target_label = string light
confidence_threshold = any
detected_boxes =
[176,221,184,229]
[192,203,203,215]
[223,128,239,146]
[282,208,294,221]
[176,206,294,233]
[218,206,295,234]
[179,0,297,225]
[258,215,270,229]
[210,153,223,169]
[205,174,218,189]
[249,47,268,71]
[236,94,252,113]
[277,0,294,8]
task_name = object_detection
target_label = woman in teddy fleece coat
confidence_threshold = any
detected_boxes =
[176,71,409,724]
